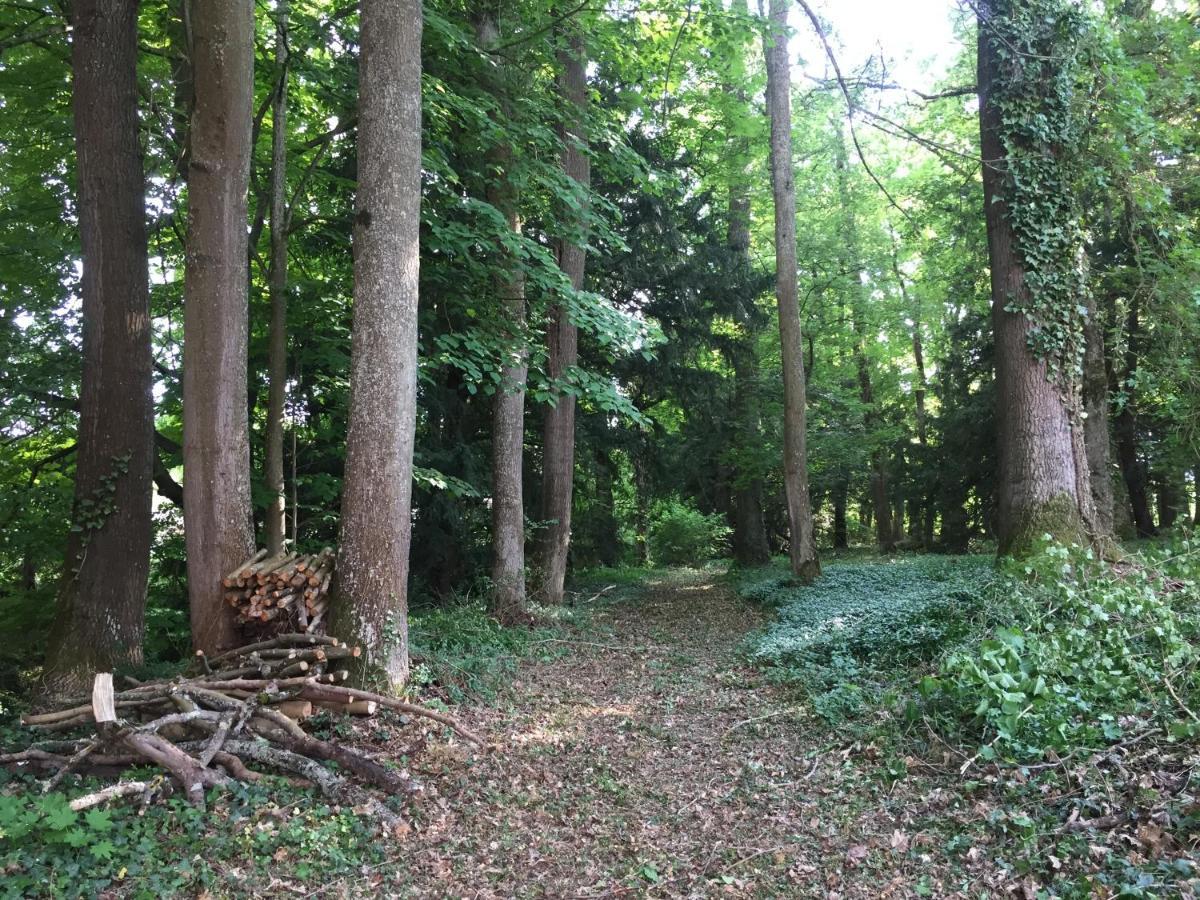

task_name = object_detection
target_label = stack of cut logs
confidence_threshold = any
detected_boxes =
[195,634,375,720]
[223,547,335,634]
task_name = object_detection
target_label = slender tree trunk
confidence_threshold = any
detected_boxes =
[763,0,818,580]
[1156,470,1185,531]
[977,1,1089,556]
[183,0,256,655]
[329,0,423,690]
[721,0,770,568]
[264,0,290,558]
[731,351,771,565]
[1082,292,1115,539]
[595,447,620,567]
[893,242,934,547]
[728,169,770,566]
[1113,299,1155,536]
[835,131,892,552]
[476,6,529,623]
[43,0,154,696]
[832,476,848,549]
[539,32,589,604]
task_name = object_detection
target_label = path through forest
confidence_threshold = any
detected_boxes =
[362,571,967,898]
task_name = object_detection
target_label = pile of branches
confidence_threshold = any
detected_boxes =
[3,635,485,829]
[224,548,335,634]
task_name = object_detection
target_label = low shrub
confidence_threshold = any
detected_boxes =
[741,555,996,724]
[746,555,996,670]
[408,601,558,702]
[646,498,730,566]
[921,537,1200,760]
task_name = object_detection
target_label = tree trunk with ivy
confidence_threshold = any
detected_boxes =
[330,0,423,690]
[43,0,154,696]
[539,31,590,604]
[977,0,1097,557]
[763,0,819,580]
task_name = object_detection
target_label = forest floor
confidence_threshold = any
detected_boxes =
[323,568,995,898]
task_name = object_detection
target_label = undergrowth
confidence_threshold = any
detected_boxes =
[0,773,387,899]
[739,540,1200,896]
[737,554,997,723]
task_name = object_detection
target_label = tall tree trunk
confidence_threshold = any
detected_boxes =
[476,6,529,623]
[43,0,154,696]
[1155,469,1185,531]
[763,0,819,580]
[184,0,256,655]
[835,130,892,552]
[728,161,770,566]
[1113,299,1155,536]
[731,351,771,565]
[595,447,620,567]
[329,0,423,690]
[832,476,848,550]
[539,32,589,604]
[977,1,1090,557]
[723,0,770,568]
[264,0,290,557]
[893,241,934,548]
[1082,292,1115,539]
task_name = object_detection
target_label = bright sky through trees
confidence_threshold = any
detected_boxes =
[795,0,961,87]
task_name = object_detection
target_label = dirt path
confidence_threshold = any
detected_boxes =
[375,571,948,898]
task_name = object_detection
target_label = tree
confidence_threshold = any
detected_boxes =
[264,0,291,557]
[42,0,154,695]
[762,0,819,579]
[184,0,257,654]
[329,0,424,689]
[475,3,530,624]
[726,0,770,568]
[976,0,1098,556]
[539,31,590,604]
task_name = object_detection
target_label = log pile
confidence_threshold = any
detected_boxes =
[223,547,335,634]
[4,635,486,826]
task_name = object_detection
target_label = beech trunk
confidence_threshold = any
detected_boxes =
[539,32,590,604]
[763,0,819,580]
[184,0,256,654]
[476,6,529,623]
[264,0,290,557]
[44,0,154,696]
[1082,293,1115,539]
[330,0,423,690]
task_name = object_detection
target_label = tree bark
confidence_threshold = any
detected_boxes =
[184,0,256,655]
[835,133,892,552]
[977,1,1089,556]
[763,0,819,580]
[329,0,423,690]
[539,32,589,604]
[1082,293,1115,539]
[731,350,771,565]
[263,0,290,558]
[476,6,529,623]
[43,0,154,696]
[832,477,848,550]
[1113,298,1155,536]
